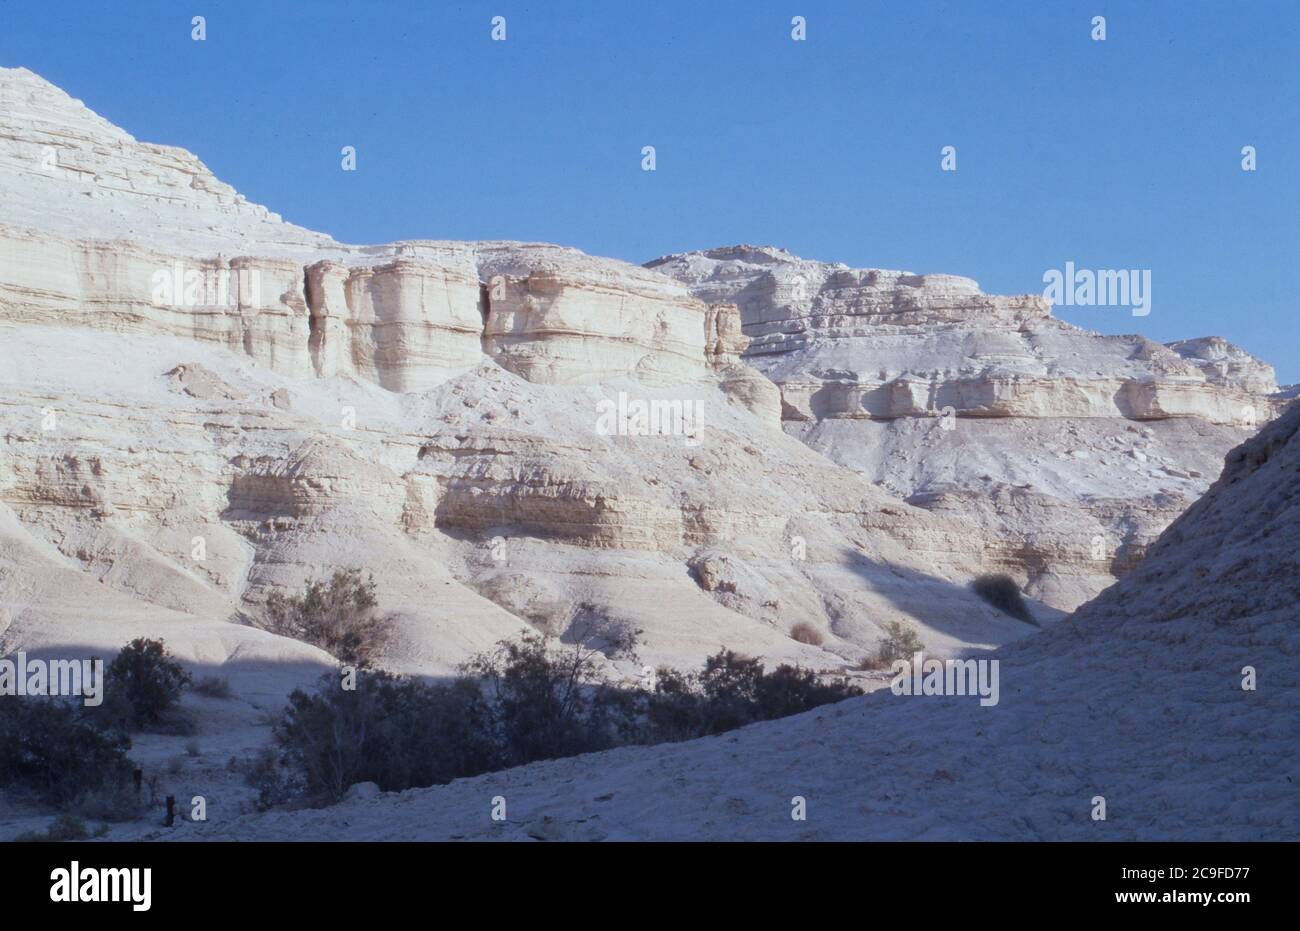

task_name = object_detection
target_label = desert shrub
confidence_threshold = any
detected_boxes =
[14,814,109,842]
[640,666,708,743]
[972,574,1038,626]
[106,638,191,727]
[862,620,925,669]
[270,624,860,805]
[193,675,232,699]
[789,622,825,646]
[275,671,499,804]
[643,650,862,741]
[694,649,768,732]
[0,698,135,808]
[640,654,753,739]
[264,570,390,666]
[73,779,145,822]
[241,747,295,812]
[753,663,860,719]
[462,631,635,767]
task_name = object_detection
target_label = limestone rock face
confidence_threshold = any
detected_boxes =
[1165,336,1280,399]
[0,66,1291,842]
[0,68,329,248]
[1,67,1046,685]
[478,255,711,386]
[303,256,485,391]
[647,245,1289,609]
[648,245,1281,424]
[702,302,780,422]
[0,68,718,394]
[703,302,750,365]
[0,65,1286,689]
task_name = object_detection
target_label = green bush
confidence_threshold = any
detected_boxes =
[0,697,135,808]
[753,663,860,719]
[862,620,925,669]
[644,650,862,740]
[462,632,635,766]
[107,638,191,727]
[264,570,390,666]
[270,622,861,806]
[240,747,295,812]
[275,671,499,804]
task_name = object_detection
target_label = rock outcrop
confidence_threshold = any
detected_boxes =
[1,67,1043,684]
[648,245,1289,608]
[0,64,1286,687]
[1,65,1291,844]
[0,69,725,393]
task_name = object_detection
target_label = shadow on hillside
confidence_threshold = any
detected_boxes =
[834,545,1059,655]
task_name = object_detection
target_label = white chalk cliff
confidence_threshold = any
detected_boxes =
[0,66,1031,688]
[0,65,1286,689]
[650,246,1287,608]
[1,65,1292,843]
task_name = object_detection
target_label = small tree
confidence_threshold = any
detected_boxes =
[754,664,858,719]
[264,570,390,666]
[462,630,633,766]
[643,649,862,741]
[275,671,499,804]
[696,650,766,733]
[107,638,191,727]
[863,620,924,669]
[0,698,135,807]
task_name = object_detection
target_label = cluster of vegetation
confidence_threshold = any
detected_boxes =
[860,620,925,670]
[272,673,501,804]
[266,619,863,806]
[4,566,1048,830]
[103,637,192,728]
[14,814,110,842]
[0,574,878,819]
[0,697,135,809]
[789,621,825,646]
[644,650,861,740]
[263,569,388,666]
[0,637,193,823]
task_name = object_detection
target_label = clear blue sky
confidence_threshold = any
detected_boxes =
[3,0,1297,380]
